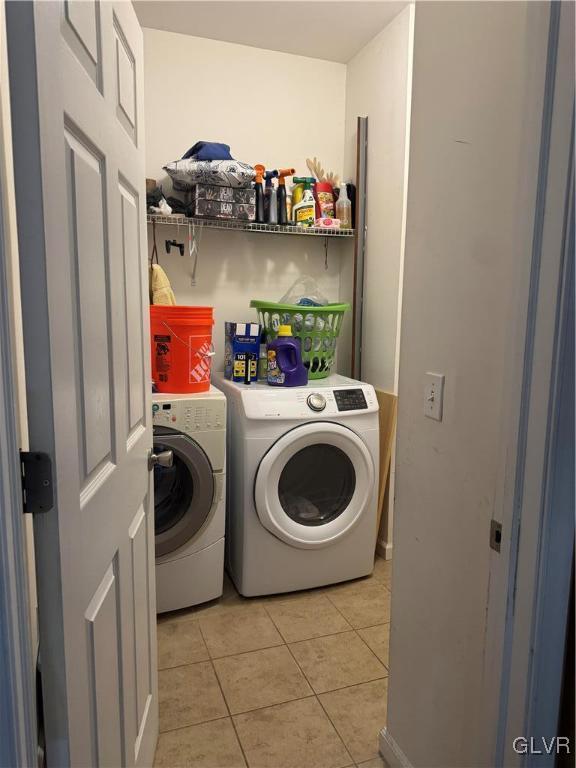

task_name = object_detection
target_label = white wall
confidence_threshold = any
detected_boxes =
[341,5,413,391]
[143,28,349,370]
[386,2,549,766]
[150,227,347,371]
[339,5,414,558]
[144,28,346,188]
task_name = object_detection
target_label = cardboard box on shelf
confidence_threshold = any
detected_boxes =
[192,183,256,205]
[224,322,261,382]
[192,198,256,221]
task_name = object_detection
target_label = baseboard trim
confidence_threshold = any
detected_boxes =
[376,539,393,560]
[379,728,413,768]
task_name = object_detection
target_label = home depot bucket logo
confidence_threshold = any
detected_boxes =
[190,339,212,384]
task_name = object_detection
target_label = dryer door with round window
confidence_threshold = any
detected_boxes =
[153,430,215,557]
[254,422,375,549]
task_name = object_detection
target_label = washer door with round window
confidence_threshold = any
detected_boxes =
[153,430,215,558]
[254,422,375,549]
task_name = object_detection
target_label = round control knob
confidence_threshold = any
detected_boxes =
[307,393,326,412]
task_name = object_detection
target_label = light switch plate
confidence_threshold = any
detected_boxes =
[424,373,445,421]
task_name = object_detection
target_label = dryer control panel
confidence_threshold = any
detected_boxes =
[152,394,226,433]
[237,381,378,421]
[333,388,368,411]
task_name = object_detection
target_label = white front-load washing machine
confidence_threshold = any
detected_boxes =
[214,374,379,596]
[152,387,226,613]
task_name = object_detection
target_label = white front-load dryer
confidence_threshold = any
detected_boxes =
[152,388,226,613]
[214,374,379,596]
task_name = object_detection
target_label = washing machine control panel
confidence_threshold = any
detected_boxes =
[152,397,226,433]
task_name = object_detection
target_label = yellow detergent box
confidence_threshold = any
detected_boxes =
[224,322,261,382]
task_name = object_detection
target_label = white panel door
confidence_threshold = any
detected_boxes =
[6,1,156,766]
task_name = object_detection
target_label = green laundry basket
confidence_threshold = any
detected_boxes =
[250,300,350,379]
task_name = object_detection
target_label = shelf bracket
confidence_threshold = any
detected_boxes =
[324,236,329,270]
[188,221,202,286]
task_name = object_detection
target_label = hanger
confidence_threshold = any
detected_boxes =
[150,220,159,264]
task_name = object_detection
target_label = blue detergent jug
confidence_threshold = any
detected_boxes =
[267,325,308,387]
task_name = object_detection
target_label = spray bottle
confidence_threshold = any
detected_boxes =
[264,170,278,223]
[276,168,295,225]
[335,183,352,229]
[254,164,266,223]
[292,177,316,227]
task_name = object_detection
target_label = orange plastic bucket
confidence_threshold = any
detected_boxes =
[150,305,214,393]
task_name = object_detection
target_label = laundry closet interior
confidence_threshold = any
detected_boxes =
[138,4,413,766]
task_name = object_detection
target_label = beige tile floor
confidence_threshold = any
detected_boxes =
[155,556,392,768]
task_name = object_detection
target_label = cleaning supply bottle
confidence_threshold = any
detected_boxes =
[268,182,278,224]
[264,170,278,223]
[267,325,308,387]
[292,177,316,228]
[276,168,295,225]
[314,181,335,219]
[291,181,304,218]
[254,164,266,223]
[335,183,352,229]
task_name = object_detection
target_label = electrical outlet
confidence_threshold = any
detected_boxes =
[424,373,445,421]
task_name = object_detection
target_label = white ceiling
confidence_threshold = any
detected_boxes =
[133,1,408,63]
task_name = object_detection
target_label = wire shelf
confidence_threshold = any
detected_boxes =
[147,214,354,238]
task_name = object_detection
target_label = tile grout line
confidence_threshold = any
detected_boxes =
[197,616,252,768]
[207,638,286,662]
[205,625,317,720]
[354,620,392,631]
[158,713,229,736]
[284,623,389,764]
[284,624,388,682]
[322,586,392,632]
[158,608,390,676]
[230,692,318,719]
[284,640,356,767]
[279,626,357,646]
[158,633,389,715]
[158,619,390,671]
[352,627,390,671]
[315,687,367,768]
[261,592,357,643]
[157,577,391,762]
[319,589,358,626]
[160,634,387,706]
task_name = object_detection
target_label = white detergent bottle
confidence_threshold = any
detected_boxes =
[336,184,352,229]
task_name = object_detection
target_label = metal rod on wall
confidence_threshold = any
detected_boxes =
[352,116,368,379]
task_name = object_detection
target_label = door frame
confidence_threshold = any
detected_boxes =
[0,1,36,763]
[481,2,575,764]
[495,2,575,762]
[0,277,36,768]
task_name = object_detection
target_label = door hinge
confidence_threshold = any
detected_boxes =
[490,518,502,552]
[20,451,53,514]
